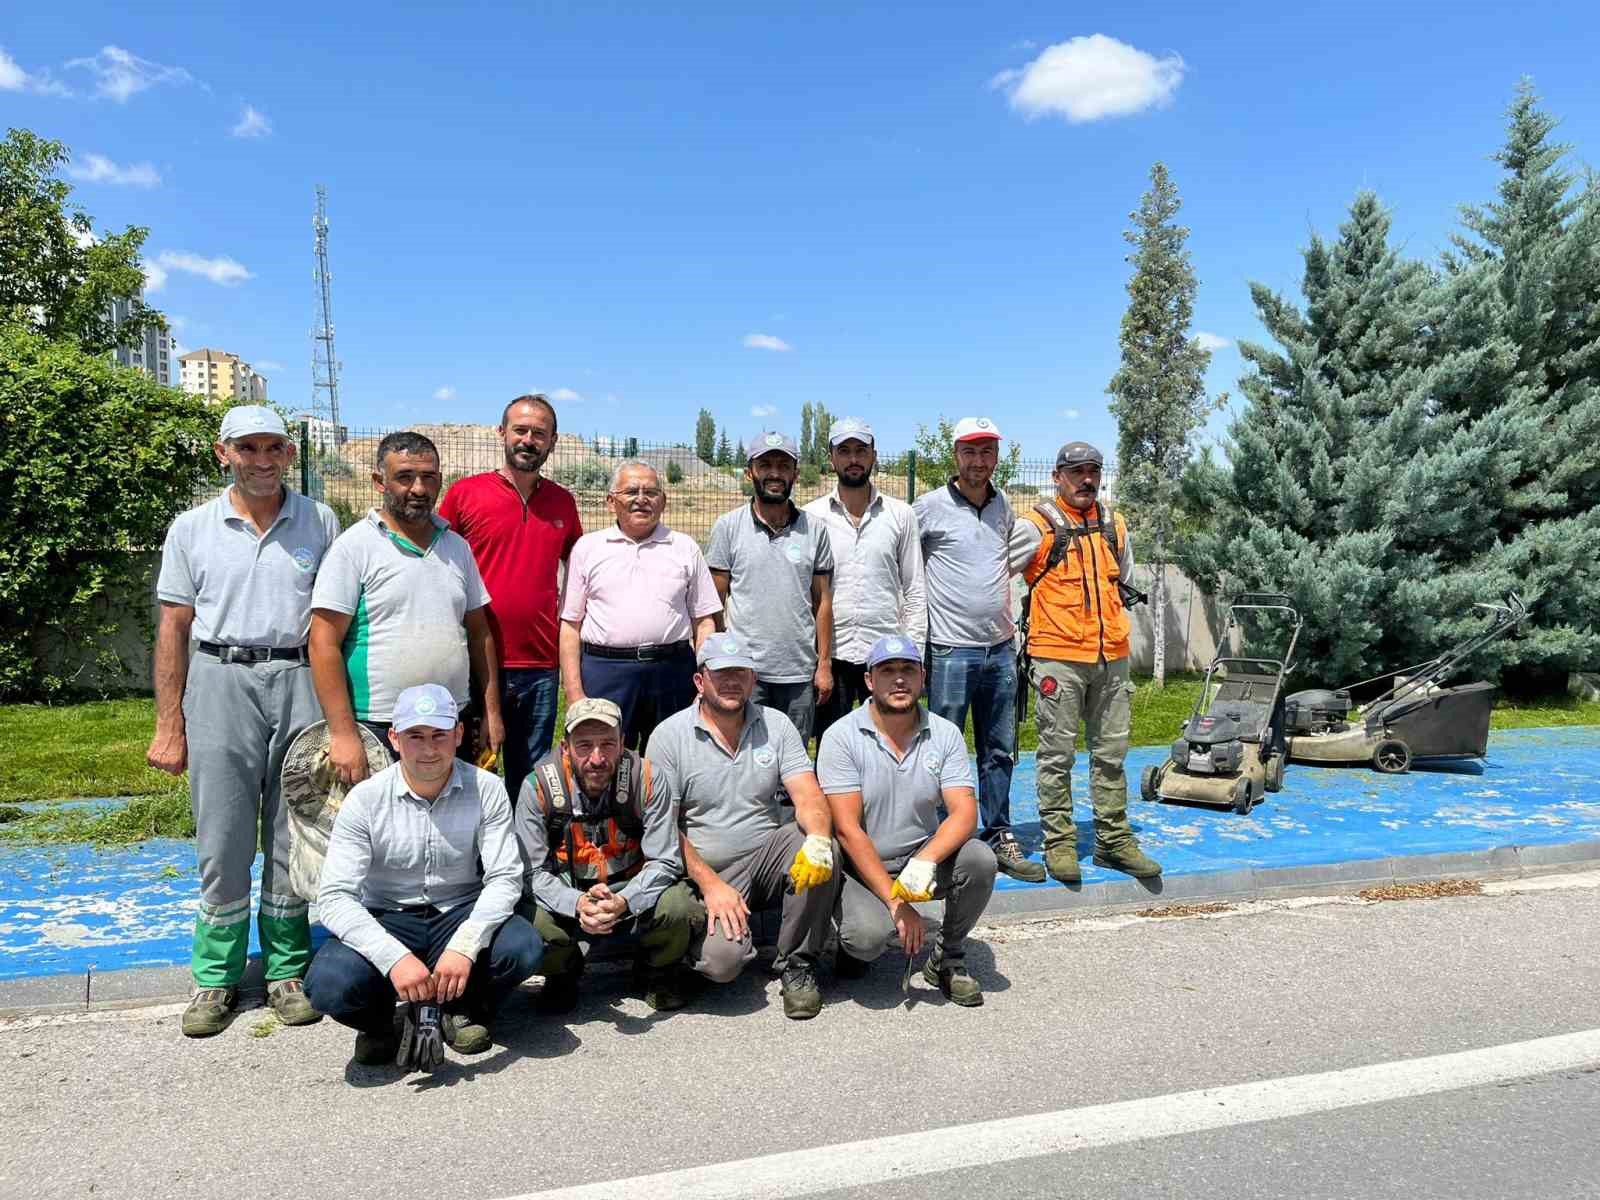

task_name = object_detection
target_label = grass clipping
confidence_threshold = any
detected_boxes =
[1358,878,1485,902]
[0,792,194,847]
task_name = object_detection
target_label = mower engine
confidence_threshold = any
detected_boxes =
[1170,710,1249,775]
[1283,689,1351,736]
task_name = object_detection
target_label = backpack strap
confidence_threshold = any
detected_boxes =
[611,750,648,838]
[534,757,571,846]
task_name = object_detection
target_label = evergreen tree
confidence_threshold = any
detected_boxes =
[735,439,746,466]
[799,402,813,461]
[715,426,732,466]
[694,408,716,464]
[1106,162,1215,686]
[812,404,833,465]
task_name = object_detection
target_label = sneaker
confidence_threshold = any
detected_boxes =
[181,986,237,1038]
[1093,842,1163,879]
[536,973,581,1015]
[643,968,688,1013]
[922,956,984,1007]
[780,964,822,1020]
[441,1013,492,1055]
[993,832,1047,883]
[353,1028,399,1066]
[834,947,871,980]
[1044,844,1081,885]
[265,978,322,1026]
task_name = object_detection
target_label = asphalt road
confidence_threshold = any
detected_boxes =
[3,874,1598,1200]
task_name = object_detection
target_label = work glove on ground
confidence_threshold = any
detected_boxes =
[890,857,937,903]
[788,834,834,893]
[396,1001,445,1072]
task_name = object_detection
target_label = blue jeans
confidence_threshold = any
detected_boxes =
[305,904,543,1034]
[501,667,560,807]
[927,641,1017,842]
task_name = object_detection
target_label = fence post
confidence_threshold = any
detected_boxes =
[299,421,311,494]
[905,450,917,505]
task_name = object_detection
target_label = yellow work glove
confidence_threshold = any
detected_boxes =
[889,857,937,903]
[788,834,834,893]
[476,745,500,771]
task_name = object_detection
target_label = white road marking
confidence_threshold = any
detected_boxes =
[499,1028,1600,1200]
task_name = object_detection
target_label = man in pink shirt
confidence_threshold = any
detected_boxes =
[559,460,722,749]
[439,395,581,804]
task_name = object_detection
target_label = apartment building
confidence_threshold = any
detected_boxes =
[108,293,174,386]
[179,348,268,403]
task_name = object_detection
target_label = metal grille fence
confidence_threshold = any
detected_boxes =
[236,421,1101,545]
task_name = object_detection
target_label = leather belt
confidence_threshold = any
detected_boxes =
[581,640,691,663]
[198,641,309,665]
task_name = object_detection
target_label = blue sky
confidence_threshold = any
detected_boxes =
[4,2,1598,460]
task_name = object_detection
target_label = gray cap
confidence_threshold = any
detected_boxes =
[564,696,622,734]
[747,431,799,462]
[828,417,875,447]
[1055,441,1104,468]
[696,631,759,671]
[219,404,293,443]
[865,633,922,670]
[391,684,459,732]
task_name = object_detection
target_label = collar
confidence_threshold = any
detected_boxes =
[947,478,997,514]
[367,508,447,555]
[494,467,543,495]
[828,484,882,513]
[219,485,294,531]
[694,697,760,746]
[858,699,931,742]
[398,759,465,805]
[749,499,801,538]
[606,520,672,545]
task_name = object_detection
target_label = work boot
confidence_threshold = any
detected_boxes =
[780,963,822,1020]
[180,986,237,1038]
[535,972,581,1015]
[643,968,688,1013]
[353,1028,399,1066]
[1044,843,1082,885]
[922,955,983,1007]
[834,947,870,980]
[992,832,1047,883]
[441,1013,492,1055]
[1093,841,1162,879]
[265,978,322,1026]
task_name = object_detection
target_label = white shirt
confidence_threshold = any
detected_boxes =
[803,485,927,662]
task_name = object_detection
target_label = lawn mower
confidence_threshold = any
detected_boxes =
[1141,593,1302,815]
[1284,593,1527,773]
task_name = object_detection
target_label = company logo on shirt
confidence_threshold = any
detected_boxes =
[552,518,565,529]
[753,746,776,767]
[926,756,943,776]
[291,547,316,573]
[785,544,806,564]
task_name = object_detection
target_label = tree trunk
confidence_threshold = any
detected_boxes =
[1152,528,1168,687]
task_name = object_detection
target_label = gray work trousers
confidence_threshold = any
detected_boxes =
[183,653,321,985]
[836,837,997,965]
[1032,655,1135,853]
[689,823,840,982]
[753,679,816,748]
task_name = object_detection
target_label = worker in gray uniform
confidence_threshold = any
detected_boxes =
[147,404,341,1038]
[819,634,998,1007]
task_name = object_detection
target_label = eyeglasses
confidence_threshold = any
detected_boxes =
[611,487,664,501]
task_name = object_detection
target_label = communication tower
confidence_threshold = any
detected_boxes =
[311,185,341,432]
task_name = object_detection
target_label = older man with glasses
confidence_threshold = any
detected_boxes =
[559,459,722,750]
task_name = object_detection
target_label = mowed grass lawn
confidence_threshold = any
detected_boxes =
[5,679,1597,810]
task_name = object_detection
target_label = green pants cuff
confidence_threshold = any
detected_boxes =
[258,911,312,982]
[192,916,250,988]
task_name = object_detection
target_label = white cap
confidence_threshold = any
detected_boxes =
[218,404,293,443]
[829,417,875,447]
[391,684,459,732]
[953,416,1001,443]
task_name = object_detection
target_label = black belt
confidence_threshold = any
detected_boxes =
[198,641,308,665]
[581,640,691,663]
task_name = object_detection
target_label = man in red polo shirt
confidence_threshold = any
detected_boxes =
[439,394,581,805]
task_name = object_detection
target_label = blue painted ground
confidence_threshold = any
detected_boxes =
[3,727,1598,982]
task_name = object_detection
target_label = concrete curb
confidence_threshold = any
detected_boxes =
[4,837,1598,1019]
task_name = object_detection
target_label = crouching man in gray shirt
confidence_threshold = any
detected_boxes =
[646,632,841,1021]
[819,634,998,1007]
[306,684,543,1067]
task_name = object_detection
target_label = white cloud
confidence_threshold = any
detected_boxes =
[1059,407,1082,420]
[549,387,584,403]
[230,104,271,138]
[141,262,168,293]
[66,45,192,103]
[743,333,792,352]
[991,34,1185,123]
[1194,331,1232,352]
[165,314,187,333]
[750,404,778,418]
[66,153,161,187]
[432,386,456,402]
[155,250,253,286]
[0,46,70,96]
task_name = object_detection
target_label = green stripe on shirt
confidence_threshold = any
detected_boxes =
[343,589,374,719]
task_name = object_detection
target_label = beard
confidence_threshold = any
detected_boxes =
[755,476,794,502]
[871,688,921,715]
[505,442,551,473]
[837,464,871,488]
[383,490,434,524]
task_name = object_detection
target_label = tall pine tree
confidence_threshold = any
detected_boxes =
[799,403,813,461]
[715,426,732,466]
[694,408,716,464]
[1106,163,1214,686]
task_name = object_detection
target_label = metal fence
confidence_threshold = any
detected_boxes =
[267,421,1087,545]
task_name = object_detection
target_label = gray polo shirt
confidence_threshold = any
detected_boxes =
[645,700,813,874]
[156,487,341,647]
[310,510,490,722]
[705,501,834,684]
[816,702,974,863]
[913,481,1016,648]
